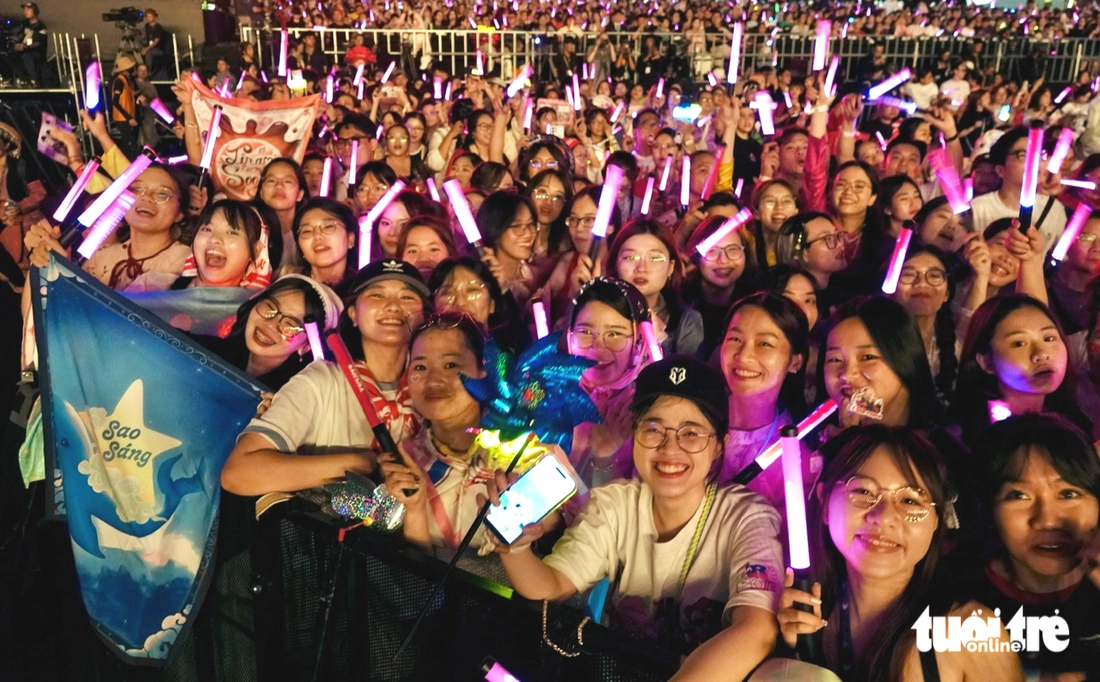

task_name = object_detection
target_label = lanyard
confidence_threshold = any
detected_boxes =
[674,482,718,601]
[838,580,854,678]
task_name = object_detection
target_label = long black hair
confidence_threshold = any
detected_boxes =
[291,197,358,277]
[475,191,537,251]
[525,169,574,255]
[606,218,687,336]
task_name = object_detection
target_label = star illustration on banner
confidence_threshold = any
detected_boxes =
[79,380,183,523]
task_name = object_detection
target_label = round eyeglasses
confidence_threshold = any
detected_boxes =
[634,421,716,454]
[256,299,305,340]
[837,475,936,523]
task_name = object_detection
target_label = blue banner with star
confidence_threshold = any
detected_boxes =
[32,254,264,665]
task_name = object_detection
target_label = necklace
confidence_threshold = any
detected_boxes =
[674,483,717,601]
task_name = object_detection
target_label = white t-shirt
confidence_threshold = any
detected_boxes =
[969,191,1068,257]
[902,81,940,112]
[543,480,783,655]
[939,79,971,109]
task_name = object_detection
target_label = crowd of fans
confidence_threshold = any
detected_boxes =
[2,1,1100,679]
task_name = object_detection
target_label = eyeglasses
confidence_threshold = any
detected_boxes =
[1009,149,1029,162]
[506,221,537,235]
[834,181,872,195]
[529,160,560,171]
[805,232,845,250]
[1076,234,1100,247]
[566,215,597,230]
[634,421,716,454]
[569,328,633,352]
[256,299,305,340]
[386,135,409,143]
[899,267,947,286]
[618,253,669,267]
[701,244,746,263]
[761,197,797,210]
[298,220,343,240]
[415,310,484,334]
[334,136,368,149]
[837,475,936,523]
[434,279,488,303]
[475,122,494,131]
[533,189,567,204]
[130,185,177,205]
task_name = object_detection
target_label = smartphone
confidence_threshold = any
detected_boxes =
[672,103,702,123]
[998,104,1011,122]
[485,456,577,544]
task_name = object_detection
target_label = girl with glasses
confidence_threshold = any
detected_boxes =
[476,191,539,307]
[543,185,624,321]
[775,212,850,316]
[682,215,758,358]
[289,197,358,297]
[524,169,573,262]
[749,181,800,268]
[775,426,1022,682]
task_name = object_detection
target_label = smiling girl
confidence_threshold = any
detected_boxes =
[165,200,269,291]
[683,216,757,358]
[290,197,357,296]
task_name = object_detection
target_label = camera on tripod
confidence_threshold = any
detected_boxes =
[102,7,145,24]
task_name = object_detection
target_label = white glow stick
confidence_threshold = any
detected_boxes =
[656,77,665,98]
[781,427,811,570]
[319,157,332,197]
[734,178,744,200]
[640,320,663,360]
[867,68,912,100]
[870,95,918,114]
[84,62,102,112]
[1051,202,1093,261]
[235,71,247,94]
[592,165,624,242]
[641,177,655,215]
[1062,179,1097,190]
[346,139,359,186]
[357,81,365,100]
[533,300,549,338]
[426,177,440,201]
[278,30,288,77]
[881,227,913,294]
[475,48,483,74]
[751,400,838,474]
[523,101,534,130]
[783,90,793,109]
[813,20,832,71]
[695,208,753,257]
[707,72,718,88]
[824,56,840,98]
[77,191,136,259]
[680,156,691,207]
[53,157,102,223]
[987,400,1012,423]
[727,23,743,85]
[434,76,443,99]
[358,180,406,267]
[610,102,625,123]
[305,319,325,361]
[165,155,188,165]
[443,179,482,249]
[199,105,223,171]
[354,63,365,86]
[382,61,396,83]
[658,156,673,191]
[573,72,582,111]
[1055,86,1073,104]
[755,91,775,135]
[325,76,334,102]
[76,149,155,228]
[149,98,175,124]
[507,63,532,98]
[1047,127,1075,174]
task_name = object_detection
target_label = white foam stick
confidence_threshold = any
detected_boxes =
[532,300,549,338]
[867,68,912,100]
[77,191,136,259]
[1052,202,1093,261]
[319,157,332,197]
[76,148,156,228]
[443,179,482,250]
[680,156,691,207]
[658,156,673,191]
[278,30,288,77]
[640,320,663,360]
[53,157,102,223]
[358,180,406,267]
[305,319,325,361]
[1047,127,1075,174]
[199,105,224,171]
[881,227,913,294]
[727,23,743,84]
[695,208,753,257]
[813,20,832,71]
[641,177,655,215]
[382,61,396,83]
[346,139,359,186]
[1062,179,1097,190]
[755,91,775,135]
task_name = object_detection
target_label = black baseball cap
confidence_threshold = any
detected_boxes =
[631,356,729,435]
[348,259,430,301]
[21,2,39,13]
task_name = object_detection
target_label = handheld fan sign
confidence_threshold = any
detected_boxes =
[443,179,483,254]
[588,165,625,260]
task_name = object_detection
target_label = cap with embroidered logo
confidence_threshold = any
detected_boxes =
[630,355,729,435]
[348,258,430,301]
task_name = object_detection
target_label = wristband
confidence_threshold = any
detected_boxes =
[944,133,959,143]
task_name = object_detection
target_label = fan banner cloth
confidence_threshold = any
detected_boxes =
[32,254,264,664]
[188,82,320,200]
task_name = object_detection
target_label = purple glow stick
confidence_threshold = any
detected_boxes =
[1062,178,1097,190]
[325,76,334,102]
[824,56,840,98]
[53,157,101,223]
[727,23,743,85]
[867,68,912,100]
[783,90,793,109]
[640,320,663,360]
[987,400,1012,423]
[235,71,247,94]
[346,139,359,186]
[278,30,288,77]
[871,95,917,114]
[305,319,325,361]
[881,227,913,294]
[734,178,744,200]
[1055,86,1073,104]
[928,148,968,215]
[582,63,589,80]
[589,164,625,258]
[381,61,396,83]
[77,191,136,259]
[1047,127,1075,174]
[260,70,268,84]
[641,177,655,215]
[445,81,453,101]
[781,426,810,570]
[358,180,406,267]
[84,62,102,112]
[658,156,672,191]
[149,98,175,124]
[573,73,582,110]
[680,156,691,207]
[610,102,625,123]
[656,77,665,99]
[964,177,974,202]
[476,49,484,74]
[1051,202,1093,261]
[875,131,887,151]
[565,85,574,109]
[813,20,832,71]
[165,155,188,165]
[199,105,223,172]
[507,64,532,98]
[695,208,753,257]
[755,91,775,135]
[424,178,440,202]
[319,157,332,197]
[443,179,482,250]
[533,300,549,338]
[76,148,156,228]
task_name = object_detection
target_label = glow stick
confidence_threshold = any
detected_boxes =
[443,179,483,250]
[1055,86,1072,104]
[881,227,913,294]
[707,72,718,87]
[781,426,810,570]
[165,154,188,165]
[357,81,365,100]
[1019,120,1044,232]
[76,148,156,228]
[260,70,268,84]
[572,73,582,111]
[824,56,840,98]
[813,20,831,71]
[867,68,912,100]
[53,157,101,223]
[987,400,1012,423]
[700,154,721,201]
[533,300,549,338]
[434,76,443,99]
[870,95,917,114]
[1047,127,1075,174]
[588,164,625,259]
[610,102,625,123]
[358,180,406,267]
[640,320,663,360]
[1051,202,1093,261]
[149,98,175,124]
[565,85,575,110]
[734,178,744,200]
[928,148,968,215]
[964,177,974,202]
[680,156,692,207]
[198,105,224,175]
[325,75,334,102]
[783,90,793,109]
[382,61,396,83]
[483,660,521,682]
[641,177,655,215]
[235,71,247,94]
[755,91,775,135]
[305,319,325,361]
[738,400,838,481]
[658,156,673,191]
[656,77,665,98]
[319,157,332,197]
[582,63,589,80]
[84,62,102,112]
[278,30,288,77]
[426,177,440,201]
[354,63,365,86]
[1061,179,1097,190]
[346,139,359,186]
[875,131,888,150]
[507,63,532,98]
[695,208,753,258]
[445,81,453,100]
[523,101,533,130]
[77,191,136,259]
[376,124,385,140]
[476,49,484,74]
[727,23,743,85]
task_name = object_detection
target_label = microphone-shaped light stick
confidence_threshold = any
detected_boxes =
[881,225,913,294]
[358,180,406,267]
[443,179,484,254]
[1018,120,1045,234]
[588,164,625,260]
[781,425,818,663]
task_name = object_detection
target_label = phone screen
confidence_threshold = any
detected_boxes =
[672,103,702,122]
[998,104,1011,122]
[485,456,577,544]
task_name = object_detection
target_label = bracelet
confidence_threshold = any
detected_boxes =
[944,133,959,143]
[840,130,855,138]
[185,122,199,129]
[812,105,829,113]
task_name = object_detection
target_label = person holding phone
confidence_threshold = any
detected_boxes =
[485,356,783,681]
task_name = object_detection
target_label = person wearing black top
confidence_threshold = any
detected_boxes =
[636,35,666,90]
[141,9,168,79]
[13,2,47,87]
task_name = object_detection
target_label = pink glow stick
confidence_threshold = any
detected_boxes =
[354,63,365,86]
[824,56,840,98]
[443,179,483,250]
[656,77,665,99]
[680,156,691,207]
[149,98,175,124]
[1051,202,1093,261]
[572,73,582,110]
[564,84,575,109]
[426,177,440,201]
[53,157,101,223]
[582,63,589,80]
[928,148,968,215]
[76,148,155,228]
[707,72,718,88]
[658,156,673,191]
[813,20,832,71]
[783,90,793,109]
[752,400,838,473]
[1047,127,1075,174]
[727,23,743,85]
[641,177,655,215]
[781,426,810,570]
[987,400,1012,423]
[588,164,625,259]
[278,30,288,77]
[1062,178,1097,190]
[881,227,913,294]
[532,300,549,338]
[325,76,334,102]
[734,178,745,200]
[305,319,325,361]
[875,131,887,150]
[695,208,753,258]
[199,105,223,173]
[445,81,453,101]
[964,177,974,202]
[1054,86,1073,104]
[433,76,443,99]
[610,102,625,123]
[358,180,406,267]
[319,157,333,197]
[867,68,912,100]
[476,49,484,74]
[507,63,532,98]
[235,71,247,94]
[77,191,136,259]
[640,320,663,360]
[346,139,359,186]
[84,62,102,112]
[484,660,521,682]
[382,61,396,83]
[523,101,533,130]
[1020,122,1044,212]
[755,91,775,135]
